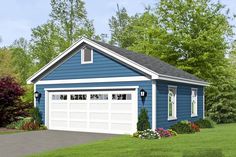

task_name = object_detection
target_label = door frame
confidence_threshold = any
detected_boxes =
[44,86,139,134]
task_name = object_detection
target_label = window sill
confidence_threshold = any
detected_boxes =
[168,117,177,121]
[191,114,198,117]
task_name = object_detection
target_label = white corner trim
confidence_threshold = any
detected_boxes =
[45,90,49,127]
[36,76,149,85]
[34,84,36,107]
[27,37,159,84]
[159,74,208,86]
[152,80,156,130]
[44,86,139,91]
[203,88,205,119]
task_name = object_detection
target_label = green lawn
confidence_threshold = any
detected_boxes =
[0,129,23,135]
[28,123,236,157]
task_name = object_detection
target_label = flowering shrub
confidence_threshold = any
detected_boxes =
[133,129,161,139]
[191,123,200,132]
[170,120,200,134]
[156,128,172,137]
[155,128,178,137]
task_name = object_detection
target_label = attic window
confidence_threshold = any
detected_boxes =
[81,47,93,64]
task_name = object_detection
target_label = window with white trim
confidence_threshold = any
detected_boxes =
[168,86,177,120]
[81,47,93,64]
[191,88,198,116]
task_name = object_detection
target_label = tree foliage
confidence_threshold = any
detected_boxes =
[31,0,96,70]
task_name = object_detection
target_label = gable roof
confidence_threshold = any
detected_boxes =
[27,37,207,86]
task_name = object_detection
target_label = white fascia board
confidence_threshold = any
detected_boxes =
[36,76,149,85]
[44,86,139,91]
[158,74,208,86]
[27,37,159,84]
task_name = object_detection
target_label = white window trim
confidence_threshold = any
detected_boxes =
[168,85,177,121]
[191,88,198,117]
[81,47,93,64]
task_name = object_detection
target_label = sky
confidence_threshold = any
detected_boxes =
[0,0,235,47]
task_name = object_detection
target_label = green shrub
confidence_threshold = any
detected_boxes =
[137,108,150,131]
[194,118,215,128]
[208,103,236,124]
[29,107,42,124]
[170,120,198,134]
[6,117,32,129]
[39,125,47,130]
[22,121,40,130]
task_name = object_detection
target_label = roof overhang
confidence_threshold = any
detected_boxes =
[27,37,208,86]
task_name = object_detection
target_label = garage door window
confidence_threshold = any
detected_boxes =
[52,94,67,100]
[71,94,87,100]
[90,94,108,100]
[112,94,132,100]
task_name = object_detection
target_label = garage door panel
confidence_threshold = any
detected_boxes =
[50,120,67,128]
[89,103,109,111]
[110,103,132,112]
[111,123,132,132]
[89,122,109,130]
[51,111,68,119]
[111,113,132,122]
[90,112,109,121]
[69,121,87,129]
[70,103,87,110]
[51,103,67,110]
[70,112,87,120]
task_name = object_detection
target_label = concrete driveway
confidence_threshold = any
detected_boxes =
[0,130,116,157]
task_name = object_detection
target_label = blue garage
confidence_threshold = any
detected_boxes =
[27,37,207,134]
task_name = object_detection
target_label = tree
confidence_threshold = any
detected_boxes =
[10,38,33,84]
[109,4,131,47]
[0,48,17,78]
[31,0,96,70]
[50,0,95,46]
[31,22,63,69]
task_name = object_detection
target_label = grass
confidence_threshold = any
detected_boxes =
[28,123,236,157]
[0,130,23,135]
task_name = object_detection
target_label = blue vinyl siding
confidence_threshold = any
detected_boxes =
[42,49,143,80]
[36,81,152,126]
[156,80,204,129]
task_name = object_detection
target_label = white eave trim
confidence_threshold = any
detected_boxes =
[27,37,159,84]
[158,74,208,86]
[36,76,149,85]
[44,86,139,91]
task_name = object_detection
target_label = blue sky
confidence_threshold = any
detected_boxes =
[0,0,235,47]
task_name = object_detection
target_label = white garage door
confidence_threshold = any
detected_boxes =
[48,90,137,134]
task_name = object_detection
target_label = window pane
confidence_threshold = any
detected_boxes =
[90,94,108,100]
[71,94,87,100]
[168,87,176,118]
[84,47,92,62]
[112,94,132,100]
[52,94,67,100]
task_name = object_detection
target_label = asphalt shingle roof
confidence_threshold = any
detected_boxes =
[93,40,204,82]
